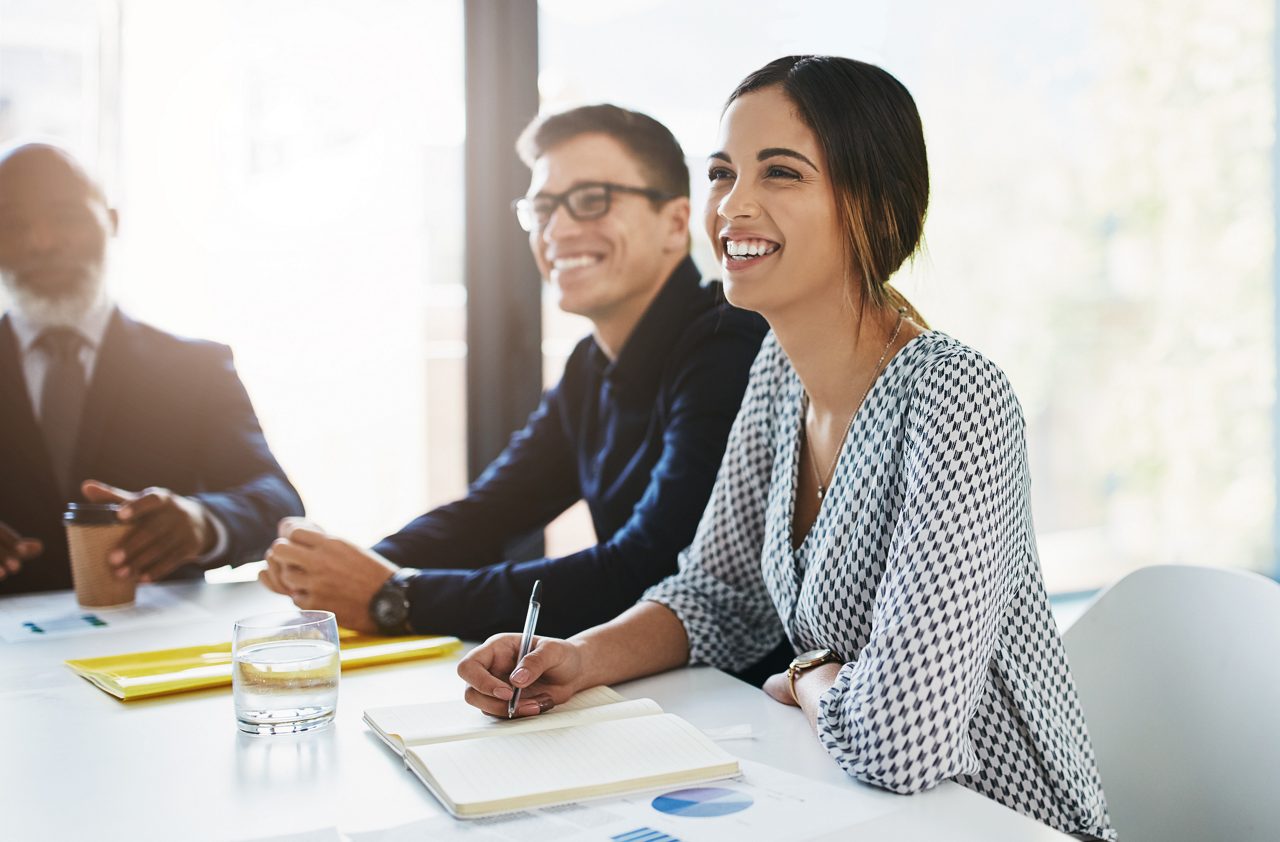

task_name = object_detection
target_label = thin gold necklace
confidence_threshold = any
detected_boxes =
[804,307,907,501]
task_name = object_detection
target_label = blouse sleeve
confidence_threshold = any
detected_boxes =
[642,333,787,671]
[815,349,1026,794]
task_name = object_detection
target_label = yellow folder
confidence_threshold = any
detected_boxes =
[65,631,462,701]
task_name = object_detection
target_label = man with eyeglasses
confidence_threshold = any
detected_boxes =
[263,104,774,663]
[0,142,305,594]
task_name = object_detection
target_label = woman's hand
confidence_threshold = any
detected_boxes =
[764,662,844,732]
[763,671,799,706]
[457,633,586,718]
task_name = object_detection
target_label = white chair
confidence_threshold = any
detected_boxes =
[1062,564,1280,842]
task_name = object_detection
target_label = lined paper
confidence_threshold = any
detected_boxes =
[364,685,642,751]
[407,713,739,816]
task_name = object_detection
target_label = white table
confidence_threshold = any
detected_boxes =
[0,581,1070,841]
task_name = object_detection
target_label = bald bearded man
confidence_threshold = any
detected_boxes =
[0,143,304,594]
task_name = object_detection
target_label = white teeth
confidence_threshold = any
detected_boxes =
[724,238,779,258]
[552,254,599,270]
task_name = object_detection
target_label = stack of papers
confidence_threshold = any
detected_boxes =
[240,759,905,841]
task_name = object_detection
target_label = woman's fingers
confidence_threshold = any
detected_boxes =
[463,685,515,718]
[509,638,562,687]
[457,634,523,699]
[457,633,583,717]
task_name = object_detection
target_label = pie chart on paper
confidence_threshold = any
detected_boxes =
[651,786,754,818]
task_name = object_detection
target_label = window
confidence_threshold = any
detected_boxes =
[2,0,469,559]
[537,0,1274,591]
[5,1,1270,590]
[0,0,114,168]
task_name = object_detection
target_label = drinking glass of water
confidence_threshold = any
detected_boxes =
[232,610,340,735]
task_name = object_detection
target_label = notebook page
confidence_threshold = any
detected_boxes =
[364,684,641,750]
[407,713,740,816]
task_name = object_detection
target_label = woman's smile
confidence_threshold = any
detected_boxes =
[720,234,782,272]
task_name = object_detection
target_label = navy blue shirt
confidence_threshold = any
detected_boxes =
[372,257,766,640]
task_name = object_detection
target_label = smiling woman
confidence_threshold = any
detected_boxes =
[706,79,927,330]
[458,55,1117,841]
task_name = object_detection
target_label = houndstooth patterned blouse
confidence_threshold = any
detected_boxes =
[644,330,1115,840]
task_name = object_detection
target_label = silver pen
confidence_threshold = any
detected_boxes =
[508,579,542,719]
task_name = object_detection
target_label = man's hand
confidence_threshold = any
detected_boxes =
[260,517,397,634]
[0,521,42,582]
[82,480,215,583]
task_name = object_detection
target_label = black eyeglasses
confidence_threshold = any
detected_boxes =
[512,182,675,232]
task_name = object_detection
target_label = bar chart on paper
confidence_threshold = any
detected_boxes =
[0,586,209,642]
[611,829,682,842]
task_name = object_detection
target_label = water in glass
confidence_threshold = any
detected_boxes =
[233,610,339,735]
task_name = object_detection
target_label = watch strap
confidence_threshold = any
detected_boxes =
[391,566,420,587]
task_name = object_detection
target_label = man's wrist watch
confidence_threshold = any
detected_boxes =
[369,567,420,635]
[786,648,840,703]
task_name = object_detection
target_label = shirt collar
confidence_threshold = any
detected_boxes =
[593,256,705,393]
[8,294,115,355]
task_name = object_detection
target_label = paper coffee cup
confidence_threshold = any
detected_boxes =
[64,503,135,609]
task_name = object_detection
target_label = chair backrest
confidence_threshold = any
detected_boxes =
[1062,564,1280,842]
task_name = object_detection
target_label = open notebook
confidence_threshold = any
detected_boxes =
[363,685,740,818]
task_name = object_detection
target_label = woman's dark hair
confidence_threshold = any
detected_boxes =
[727,56,928,324]
[516,103,690,200]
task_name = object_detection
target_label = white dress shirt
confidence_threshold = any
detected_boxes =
[6,299,229,567]
[8,294,114,417]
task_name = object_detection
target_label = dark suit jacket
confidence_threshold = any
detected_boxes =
[0,308,305,595]
[373,259,769,640]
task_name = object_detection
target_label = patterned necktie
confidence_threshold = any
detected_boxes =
[36,328,88,497]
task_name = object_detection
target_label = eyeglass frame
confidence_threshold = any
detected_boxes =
[511,181,677,233]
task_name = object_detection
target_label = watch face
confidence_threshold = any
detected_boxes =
[794,648,835,668]
[371,586,409,631]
